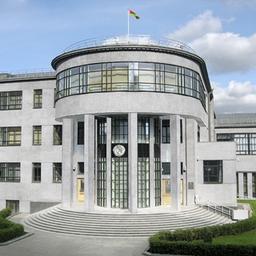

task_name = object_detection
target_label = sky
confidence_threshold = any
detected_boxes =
[0,0,256,114]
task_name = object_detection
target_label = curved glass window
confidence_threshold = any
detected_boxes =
[56,62,206,108]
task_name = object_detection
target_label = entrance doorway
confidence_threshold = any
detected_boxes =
[161,179,171,206]
[77,178,84,202]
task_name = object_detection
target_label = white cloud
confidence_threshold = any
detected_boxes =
[191,32,256,73]
[168,11,222,42]
[168,11,256,74]
[213,81,256,113]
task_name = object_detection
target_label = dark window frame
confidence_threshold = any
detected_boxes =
[53,163,62,183]
[32,162,41,183]
[33,89,42,109]
[53,125,62,145]
[203,160,223,184]
[0,163,20,182]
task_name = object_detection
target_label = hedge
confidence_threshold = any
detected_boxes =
[149,239,256,256]
[153,215,256,243]
[0,208,24,243]
[149,205,256,255]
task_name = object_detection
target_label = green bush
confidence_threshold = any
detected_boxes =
[149,201,256,255]
[149,238,256,256]
[0,208,24,243]
[153,215,256,243]
[0,222,24,243]
[0,208,12,219]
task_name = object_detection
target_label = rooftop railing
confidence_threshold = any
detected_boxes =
[63,35,196,54]
[0,68,55,81]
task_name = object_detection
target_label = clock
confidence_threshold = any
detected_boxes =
[113,145,126,157]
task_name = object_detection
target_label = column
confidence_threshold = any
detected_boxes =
[106,117,112,208]
[84,114,95,212]
[128,112,137,213]
[185,119,197,206]
[170,115,181,211]
[248,173,253,199]
[149,118,155,207]
[238,172,244,198]
[62,118,73,208]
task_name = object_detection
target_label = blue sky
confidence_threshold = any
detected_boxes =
[1,0,256,113]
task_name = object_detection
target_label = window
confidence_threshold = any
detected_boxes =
[77,122,84,145]
[162,162,170,175]
[244,173,248,197]
[203,160,223,184]
[0,91,22,110]
[53,125,62,145]
[32,163,41,183]
[33,89,42,108]
[252,173,256,198]
[33,126,41,145]
[55,62,206,108]
[197,125,200,142]
[180,119,183,143]
[0,163,20,182]
[53,163,62,183]
[162,120,170,143]
[78,162,84,174]
[217,133,256,155]
[0,127,21,146]
[6,200,19,214]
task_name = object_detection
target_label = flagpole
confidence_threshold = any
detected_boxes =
[127,10,130,42]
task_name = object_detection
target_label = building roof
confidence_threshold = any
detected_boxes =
[215,113,256,128]
[0,71,55,83]
[51,36,212,95]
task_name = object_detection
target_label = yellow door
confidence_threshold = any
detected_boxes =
[161,179,171,206]
[77,178,84,202]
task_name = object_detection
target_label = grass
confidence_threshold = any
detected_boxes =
[212,200,256,246]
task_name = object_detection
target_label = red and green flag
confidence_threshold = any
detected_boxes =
[129,9,140,19]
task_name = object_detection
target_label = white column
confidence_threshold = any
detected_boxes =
[238,172,244,198]
[62,118,73,208]
[170,115,181,211]
[128,113,138,213]
[185,118,197,206]
[84,114,95,212]
[248,173,253,199]
[149,118,155,207]
[106,117,112,208]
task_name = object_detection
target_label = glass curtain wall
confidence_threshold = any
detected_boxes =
[154,118,161,206]
[111,117,128,208]
[56,62,206,108]
[137,117,150,208]
[97,118,107,207]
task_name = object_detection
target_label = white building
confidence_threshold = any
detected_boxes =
[0,36,251,214]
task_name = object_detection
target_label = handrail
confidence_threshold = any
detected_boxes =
[63,35,196,54]
[197,200,233,219]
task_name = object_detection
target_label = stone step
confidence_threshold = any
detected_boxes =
[48,207,217,220]
[32,212,229,227]
[24,206,232,237]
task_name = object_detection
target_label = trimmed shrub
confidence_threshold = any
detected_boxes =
[0,222,24,243]
[0,208,12,219]
[149,204,256,255]
[0,208,24,243]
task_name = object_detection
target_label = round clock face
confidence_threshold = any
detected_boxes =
[113,145,126,157]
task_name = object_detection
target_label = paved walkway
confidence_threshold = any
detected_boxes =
[0,215,148,256]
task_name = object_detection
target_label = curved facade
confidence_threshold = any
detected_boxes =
[52,41,222,213]
[0,38,238,214]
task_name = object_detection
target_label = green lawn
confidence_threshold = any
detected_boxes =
[213,200,256,246]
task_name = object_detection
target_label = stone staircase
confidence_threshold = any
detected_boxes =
[24,206,233,237]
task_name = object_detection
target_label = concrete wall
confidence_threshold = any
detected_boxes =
[0,79,62,212]
[196,142,237,206]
